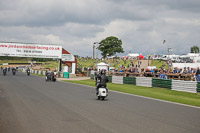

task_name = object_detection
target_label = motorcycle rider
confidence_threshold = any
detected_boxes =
[27,67,30,75]
[12,67,16,75]
[95,69,108,95]
[3,67,7,75]
[46,71,52,81]
[51,70,57,81]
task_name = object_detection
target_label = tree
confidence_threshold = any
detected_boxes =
[97,36,124,58]
[190,46,199,53]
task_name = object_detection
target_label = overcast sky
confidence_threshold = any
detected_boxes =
[0,0,200,57]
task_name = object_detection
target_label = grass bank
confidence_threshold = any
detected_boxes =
[65,79,200,107]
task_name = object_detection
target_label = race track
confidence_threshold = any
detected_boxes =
[0,71,200,133]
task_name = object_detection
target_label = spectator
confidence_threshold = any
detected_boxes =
[187,67,191,74]
[191,68,196,74]
[196,67,200,81]
[179,69,183,73]
[183,67,187,74]
[173,67,178,74]
[135,68,139,73]
[159,71,166,79]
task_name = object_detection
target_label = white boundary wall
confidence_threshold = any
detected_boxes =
[172,63,200,69]
[136,77,152,87]
[42,71,46,75]
[112,76,123,84]
[34,70,37,74]
[38,70,41,75]
[172,80,197,93]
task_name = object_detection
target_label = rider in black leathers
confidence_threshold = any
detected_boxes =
[12,67,16,75]
[95,69,108,95]
[3,67,7,75]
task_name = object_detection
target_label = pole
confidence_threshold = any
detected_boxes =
[93,44,95,59]
[168,47,169,70]
[93,42,99,69]
[93,44,95,69]
[58,59,62,72]
[95,43,98,68]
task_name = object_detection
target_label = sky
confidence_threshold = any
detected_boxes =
[0,0,200,57]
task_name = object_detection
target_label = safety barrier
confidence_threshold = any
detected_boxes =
[107,76,112,83]
[38,71,41,75]
[152,78,171,89]
[123,77,136,85]
[90,74,94,79]
[136,77,152,87]
[42,71,46,76]
[34,70,37,74]
[171,80,197,93]
[106,76,199,93]
[112,76,123,84]
[197,82,200,92]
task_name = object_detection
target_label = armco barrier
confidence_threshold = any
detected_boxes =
[172,80,197,93]
[136,77,152,87]
[38,71,41,75]
[152,78,172,89]
[22,68,26,73]
[197,82,200,92]
[90,74,94,79]
[42,71,46,76]
[123,77,136,85]
[112,76,123,84]
[35,70,37,74]
[100,76,199,93]
[107,76,112,82]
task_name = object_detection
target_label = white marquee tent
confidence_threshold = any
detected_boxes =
[172,63,200,69]
[96,62,109,71]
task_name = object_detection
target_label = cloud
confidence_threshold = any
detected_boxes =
[0,0,200,57]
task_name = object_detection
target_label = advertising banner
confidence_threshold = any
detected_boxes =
[62,54,75,61]
[0,42,62,59]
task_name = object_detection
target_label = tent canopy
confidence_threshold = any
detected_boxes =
[97,62,109,71]
[137,55,144,60]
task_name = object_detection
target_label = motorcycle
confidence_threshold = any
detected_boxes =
[95,75,108,100]
[52,72,56,82]
[45,72,56,82]
[97,87,108,100]
[12,70,16,75]
[45,73,51,81]
[3,69,6,76]
[27,70,30,76]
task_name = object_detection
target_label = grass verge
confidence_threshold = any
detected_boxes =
[65,79,200,107]
[30,73,45,77]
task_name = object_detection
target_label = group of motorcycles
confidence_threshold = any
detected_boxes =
[1,67,30,76]
[45,71,57,82]
[2,66,108,100]
[1,67,57,82]
[1,67,17,76]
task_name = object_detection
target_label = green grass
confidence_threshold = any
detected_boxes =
[31,73,45,77]
[65,79,200,107]
[0,59,59,70]
[41,61,59,70]
[150,60,167,69]
[78,59,95,68]
[0,59,29,64]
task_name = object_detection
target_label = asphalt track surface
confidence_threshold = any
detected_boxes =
[0,72,200,133]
